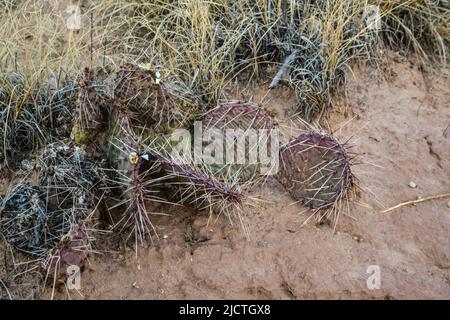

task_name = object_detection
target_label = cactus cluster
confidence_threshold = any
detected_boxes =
[0,62,355,291]
[69,63,244,244]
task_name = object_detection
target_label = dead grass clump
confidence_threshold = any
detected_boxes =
[0,142,105,257]
[378,0,449,63]
[93,0,448,119]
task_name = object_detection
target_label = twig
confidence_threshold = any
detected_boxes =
[269,50,297,89]
[443,123,449,138]
[381,193,450,213]
[90,11,94,67]
[0,279,12,300]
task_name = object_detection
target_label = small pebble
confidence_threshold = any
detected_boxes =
[132,281,140,289]
[447,201,450,208]
[408,181,417,188]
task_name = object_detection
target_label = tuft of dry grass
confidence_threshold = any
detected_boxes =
[377,0,449,63]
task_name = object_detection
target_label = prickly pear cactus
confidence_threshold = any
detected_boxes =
[145,148,242,213]
[114,63,198,131]
[114,63,156,106]
[204,101,274,131]
[43,223,91,279]
[106,101,161,243]
[202,101,275,182]
[71,67,108,144]
[276,131,353,209]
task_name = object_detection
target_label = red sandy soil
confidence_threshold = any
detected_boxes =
[3,55,449,300]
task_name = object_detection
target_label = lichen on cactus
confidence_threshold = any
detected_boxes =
[276,131,353,223]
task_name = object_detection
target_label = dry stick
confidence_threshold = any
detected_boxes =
[90,11,94,67]
[381,193,450,213]
[268,50,297,89]
[0,279,12,300]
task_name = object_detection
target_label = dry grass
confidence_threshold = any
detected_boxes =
[0,0,444,118]
[92,0,449,117]
[1,1,448,118]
